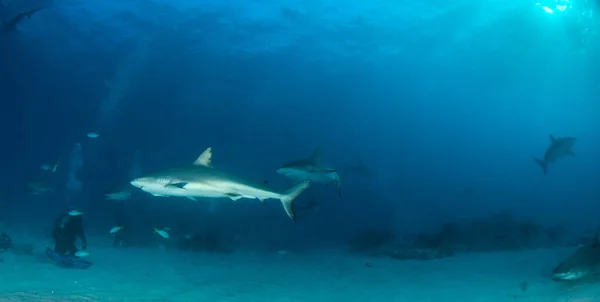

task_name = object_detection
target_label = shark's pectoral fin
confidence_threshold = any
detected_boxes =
[185,196,197,201]
[151,193,169,197]
[226,192,243,201]
[257,197,266,203]
[165,182,188,189]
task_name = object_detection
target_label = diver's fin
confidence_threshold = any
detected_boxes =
[534,158,548,175]
[193,147,212,167]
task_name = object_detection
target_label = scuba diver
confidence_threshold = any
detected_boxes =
[45,210,92,269]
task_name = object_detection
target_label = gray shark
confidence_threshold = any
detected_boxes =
[3,7,45,33]
[276,148,341,197]
[534,135,576,175]
[130,147,310,222]
[552,226,600,281]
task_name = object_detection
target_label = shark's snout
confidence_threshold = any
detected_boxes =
[130,178,146,188]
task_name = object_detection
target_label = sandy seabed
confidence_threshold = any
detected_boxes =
[0,237,598,302]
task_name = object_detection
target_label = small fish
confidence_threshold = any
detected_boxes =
[184,234,194,239]
[40,159,60,172]
[87,132,100,138]
[104,191,131,201]
[75,251,89,257]
[163,227,172,231]
[51,159,60,172]
[68,210,83,216]
[153,228,169,239]
[109,226,124,234]
[26,181,54,195]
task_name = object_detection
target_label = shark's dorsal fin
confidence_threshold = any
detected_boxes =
[310,148,321,164]
[550,134,557,144]
[193,147,212,167]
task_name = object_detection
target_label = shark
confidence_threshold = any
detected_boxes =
[130,147,311,222]
[552,226,600,281]
[534,135,576,175]
[3,7,45,33]
[276,148,341,197]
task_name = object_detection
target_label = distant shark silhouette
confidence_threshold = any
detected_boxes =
[3,7,45,33]
[534,135,576,175]
[552,226,600,281]
[276,148,341,197]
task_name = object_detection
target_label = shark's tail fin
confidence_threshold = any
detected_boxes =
[280,180,310,222]
[534,158,548,175]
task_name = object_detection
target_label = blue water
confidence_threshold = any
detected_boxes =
[1,0,600,300]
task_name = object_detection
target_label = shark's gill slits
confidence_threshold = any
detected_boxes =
[156,177,171,185]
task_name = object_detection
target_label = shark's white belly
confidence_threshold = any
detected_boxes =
[142,181,281,201]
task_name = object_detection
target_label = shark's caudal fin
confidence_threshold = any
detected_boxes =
[280,180,310,222]
[534,158,548,175]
